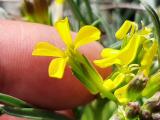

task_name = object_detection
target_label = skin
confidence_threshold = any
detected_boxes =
[0,20,111,113]
[0,114,28,120]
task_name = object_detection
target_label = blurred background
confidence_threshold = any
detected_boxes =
[0,0,159,47]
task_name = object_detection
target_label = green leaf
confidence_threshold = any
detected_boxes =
[0,93,31,108]
[1,106,70,120]
[99,16,116,45]
[142,1,160,41]
[142,1,160,65]
[102,101,117,120]
[81,105,94,120]
[83,0,94,23]
[67,0,88,25]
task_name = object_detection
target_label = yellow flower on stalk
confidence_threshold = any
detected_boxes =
[94,20,151,68]
[32,17,101,79]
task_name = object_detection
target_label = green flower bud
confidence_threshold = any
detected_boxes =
[142,72,160,98]
[143,92,160,112]
[128,73,148,92]
[114,73,148,104]
[140,92,160,120]
[127,73,148,101]
[140,109,152,120]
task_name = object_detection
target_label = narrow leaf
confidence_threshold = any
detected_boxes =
[0,93,31,108]
[1,106,70,120]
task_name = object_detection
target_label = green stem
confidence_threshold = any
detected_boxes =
[67,0,88,25]
[91,18,101,26]
[83,0,94,23]
[70,52,117,101]
[109,41,122,49]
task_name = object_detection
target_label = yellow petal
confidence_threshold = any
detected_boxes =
[94,35,144,68]
[103,79,115,91]
[114,84,129,104]
[118,35,144,65]
[74,26,101,49]
[32,42,64,57]
[49,57,68,79]
[141,40,158,76]
[55,17,72,47]
[138,27,152,36]
[141,40,158,66]
[94,58,121,68]
[115,20,138,40]
[103,73,125,91]
[113,73,125,89]
[101,48,119,58]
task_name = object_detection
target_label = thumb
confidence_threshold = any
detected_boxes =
[0,20,111,110]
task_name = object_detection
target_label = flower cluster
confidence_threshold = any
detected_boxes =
[32,18,160,105]
[94,20,158,103]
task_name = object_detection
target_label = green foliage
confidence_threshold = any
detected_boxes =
[0,93,71,120]
[1,106,70,120]
[81,99,117,120]
[0,93,31,108]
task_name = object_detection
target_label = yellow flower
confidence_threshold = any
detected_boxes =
[32,17,101,79]
[115,20,138,40]
[103,73,125,91]
[94,20,150,68]
[140,40,158,76]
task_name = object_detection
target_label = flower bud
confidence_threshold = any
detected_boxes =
[143,92,160,112]
[142,72,160,98]
[114,73,148,104]
[127,73,148,100]
[125,102,140,118]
